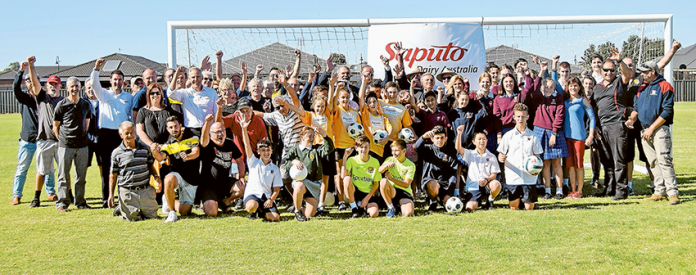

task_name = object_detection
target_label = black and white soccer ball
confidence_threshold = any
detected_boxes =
[398,128,416,143]
[445,197,463,213]
[347,123,365,139]
[372,130,388,145]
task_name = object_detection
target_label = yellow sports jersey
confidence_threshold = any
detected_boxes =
[380,101,412,141]
[160,136,200,155]
[168,98,183,105]
[331,106,361,149]
[360,105,392,157]
[384,156,416,194]
[271,89,282,99]
[302,111,333,145]
[345,156,382,193]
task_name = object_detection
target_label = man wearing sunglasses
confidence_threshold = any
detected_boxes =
[589,48,632,200]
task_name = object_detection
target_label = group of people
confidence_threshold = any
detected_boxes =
[9,40,682,222]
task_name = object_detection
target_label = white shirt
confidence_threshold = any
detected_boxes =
[497,127,543,186]
[459,149,500,191]
[167,86,218,128]
[243,155,282,200]
[90,70,133,129]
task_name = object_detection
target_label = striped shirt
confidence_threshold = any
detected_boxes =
[263,110,305,158]
[110,142,153,188]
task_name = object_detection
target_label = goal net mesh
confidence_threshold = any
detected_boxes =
[174,21,665,77]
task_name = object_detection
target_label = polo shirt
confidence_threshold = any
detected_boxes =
[416,108,450,136]
[110,142,153,188]
[222,112,268,159]
[167,86,218,129]
[496,127,543,186]
[53,97,91,148]
[459,148,500,192]
[90,70,134,130]
[591,76,629,126]
[243,154,282,200]
[36,88,63,142]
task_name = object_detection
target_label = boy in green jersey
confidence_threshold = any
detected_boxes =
[342,135,382,218]
[379,139,416,217]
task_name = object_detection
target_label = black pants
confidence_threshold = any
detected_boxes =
[97,129,123,203]
[590,144,601,182]
[597,123,629,199]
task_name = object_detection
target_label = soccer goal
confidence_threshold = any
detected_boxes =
[167,14,673,83]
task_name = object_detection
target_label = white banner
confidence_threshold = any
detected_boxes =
[367,23,486,90]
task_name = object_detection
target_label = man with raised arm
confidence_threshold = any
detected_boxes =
[589,48,633,200]
[11,61,55,206]
[53,77,91,211]
[27,56,61,207]
[167,66,218,138]
[90,58,134,208]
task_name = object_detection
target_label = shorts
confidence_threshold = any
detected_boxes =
[197,179,236,206]
[421,178,456,202]
[505,184,538,203]
[564,138,586,168]
[464,184,491,203]
[321,151,337,176]
[391,187,414,205]
[354,189,380,207]
[36,140,58,175]
[243,194,278,215]
[334,147,357,163]
[169,172,198,205]
[532,127,569,160]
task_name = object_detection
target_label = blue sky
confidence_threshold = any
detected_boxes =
[2,0,692,68]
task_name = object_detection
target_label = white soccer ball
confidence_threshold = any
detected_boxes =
[372,130,388,145]
[445,197,463,213]
[347,123,365,139]
[398,128,416,143]
[289,165,308,181]
[525,155,543,176]
[324,192,335,206]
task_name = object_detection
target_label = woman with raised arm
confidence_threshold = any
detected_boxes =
[358,73,392,163]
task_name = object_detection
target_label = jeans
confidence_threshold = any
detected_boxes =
[13,139,55,198]
[56,146,89,208]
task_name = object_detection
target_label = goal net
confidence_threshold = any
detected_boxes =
[168,15,672,81]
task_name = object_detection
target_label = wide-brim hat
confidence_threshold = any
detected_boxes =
[406,67,424,78]
[436,67,456,82]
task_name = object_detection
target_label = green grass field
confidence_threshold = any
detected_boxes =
[1,103,695,274]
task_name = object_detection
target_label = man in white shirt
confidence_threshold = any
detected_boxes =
[497,103,543,210]
[90,58,134,208]
[167,66,218,138]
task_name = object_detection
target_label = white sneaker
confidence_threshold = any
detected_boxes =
[165,211,178,223]
[162,201,170,214]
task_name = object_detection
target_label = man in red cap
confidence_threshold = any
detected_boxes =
[26,56,63,208]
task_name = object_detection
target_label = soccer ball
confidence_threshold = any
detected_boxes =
[445,197,463,213]
[398,128,416,143]
[347,123,365,139]
[324,192,335,206]
[372,130,388,145]
[525,155,543,175]
[289,165,308,181]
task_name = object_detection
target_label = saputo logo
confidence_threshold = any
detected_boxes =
[384,42,468,67]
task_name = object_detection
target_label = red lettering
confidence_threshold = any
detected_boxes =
[385,42,469,67]
[449,48,467,61]
[409,48,428,67]
[426,49,441,61]
[385,42,397,61]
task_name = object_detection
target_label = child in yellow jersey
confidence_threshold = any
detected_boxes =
[331,84,362,210]
[358,73,393,163]
[379,139,416,217]
[342,136,382,218]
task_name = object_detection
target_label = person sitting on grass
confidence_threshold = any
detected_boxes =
[240,117,281,222]
[414,125,458,211]
[342,135,382,218]
[108,121,161,221]
[197,114,244,217]
[284,126,335,222]
[455,129,501,211]
[378,139,416,218]
[497,103,543,210]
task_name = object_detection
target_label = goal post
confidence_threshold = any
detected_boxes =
[167,14,674,83]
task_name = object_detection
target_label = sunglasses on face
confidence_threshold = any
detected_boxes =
[203,78,214,81]
[442,76,452,80]
[150,92,161,96]
[602,68,615,72]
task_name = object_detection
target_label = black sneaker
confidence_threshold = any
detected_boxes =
[427,200,439,212]
[481,199,493,210]
[294,211,307,222]
[77,203,92,210]
[542,193,553,200]
[247,212,258,220]
[351,207,362,218]
[554,193,564,200]
[234,199,244,211]
[315,206,328,216]
[29,198,40,208]
[337,201,349,212]
[286,205,296,213]
[102,201,109,208]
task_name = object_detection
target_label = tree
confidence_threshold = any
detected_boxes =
[1,62,19,74]
[621,35,664,64]
[580,41,616,70]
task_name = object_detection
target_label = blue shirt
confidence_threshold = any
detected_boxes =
[563,98,595,141]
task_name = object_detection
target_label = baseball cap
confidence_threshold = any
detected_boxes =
[23,73,31,80]
[47,75,61,84]
[637,61,659,73]
[131,76,143,84]
[237,98,252,110]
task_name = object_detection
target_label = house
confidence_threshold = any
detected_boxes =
[485,45,585,74]
[54,53,167,86]
[0,66,64,89]
[219,42,327,81]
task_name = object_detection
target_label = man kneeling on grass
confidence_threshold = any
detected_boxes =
[343,135,382,218]
[497,103,543,210]
[455,128,501,211]
[240,114,281,221]
[379,139,416,218]
[108,121,161,221]
[414,125,458,211]
[284,126,335,222]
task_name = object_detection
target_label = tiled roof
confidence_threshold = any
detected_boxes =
[219,42,327,79]
[0,66,64,81]
[485,45,584,73]
[54,53,167,80]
